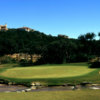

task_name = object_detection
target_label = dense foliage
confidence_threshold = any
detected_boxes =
[0,29,100,64]
[90,61,100,68]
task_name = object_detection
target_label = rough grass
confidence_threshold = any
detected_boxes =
[0,90,100,100]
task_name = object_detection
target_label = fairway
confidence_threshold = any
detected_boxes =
[0,90,100,100]
[0,64,96,79]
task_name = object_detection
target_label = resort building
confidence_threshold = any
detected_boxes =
[18,27,34,32]
[0,24,8,31]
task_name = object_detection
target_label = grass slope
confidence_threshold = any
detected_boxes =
[0,90,100,100]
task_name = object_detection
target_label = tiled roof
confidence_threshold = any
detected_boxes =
[18,27,31,29]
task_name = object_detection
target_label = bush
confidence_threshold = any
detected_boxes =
[19,59,34,66]
[89,61,100,68]
[34,57,47,65]
[0,56,16,64]
[69,54,88,62]
[19,59,28,66]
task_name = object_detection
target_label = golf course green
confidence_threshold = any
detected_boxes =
[0,63,100,100]
[0,63,99,85]
[0,63,95,79]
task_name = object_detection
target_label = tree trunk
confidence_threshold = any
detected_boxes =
[30,54,33,63]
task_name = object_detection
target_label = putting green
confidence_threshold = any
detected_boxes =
[0,64,96,79]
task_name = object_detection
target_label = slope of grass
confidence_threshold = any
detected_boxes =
[0,90,100,100]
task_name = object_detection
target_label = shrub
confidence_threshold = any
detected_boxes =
[19,59,28,66]
[89,56,99,63]
[69,54,88,62]
[0,56,16,64]
[19,59,34,66]
[89,57,100,68]
[34,57,47,65]
[89,61,100,68]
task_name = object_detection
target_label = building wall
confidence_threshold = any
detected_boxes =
[0,24,8,31]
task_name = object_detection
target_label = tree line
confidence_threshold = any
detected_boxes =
[0,29,100,64]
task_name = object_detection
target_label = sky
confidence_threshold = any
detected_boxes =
[0,0,100,39]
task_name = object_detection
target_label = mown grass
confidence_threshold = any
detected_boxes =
[0,64,95,78]
[0,90,100,100]
[0,63,100,85]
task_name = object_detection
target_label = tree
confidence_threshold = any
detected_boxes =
[85,33,95,41]
[98,32,100,40]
